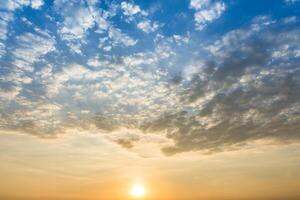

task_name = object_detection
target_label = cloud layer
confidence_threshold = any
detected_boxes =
[0,0,299,155]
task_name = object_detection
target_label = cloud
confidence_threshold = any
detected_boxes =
[190,0,226,30]
[54,0,97,53]
[30,0,44,9]
[0,37,179,137]
[54,0,140,53]
[0,11,12,58]
[173,34,190,45]
[285,0,300,4]
[0,29,55,111]
[190,0,209,9]
[115,135,140,149]
[108,27,137,47]
[282,16,297,24]
[12,31,56,72]
[121,1,147,17]
[120,1,159,34]
[0,0,299,158]
[0,85,21,101]
[142,18,300,155]
[40,63,103,97]
[0,0,44,57]
[0,0,44,11]
[137,20,159,33]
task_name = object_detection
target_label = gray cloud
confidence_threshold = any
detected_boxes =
[141,18,300,155]
[115,136,140,149]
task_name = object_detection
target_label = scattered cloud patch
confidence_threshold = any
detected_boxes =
[108,27,137,47]
[54,0,97,53]
[31,0,44,9]
[285,0,300,4]
[190,0,226,30]
[12,31,56,72]
[121,1,147,17]
[137,20,159,33]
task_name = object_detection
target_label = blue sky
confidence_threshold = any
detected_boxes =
[0,0,300,155]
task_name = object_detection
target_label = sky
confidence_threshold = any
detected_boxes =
[0,0,300,200]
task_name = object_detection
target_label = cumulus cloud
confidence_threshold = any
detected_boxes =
[121,1,147,17]
[54,0,97,53]
[173,34,190,45]
[190,0,226,30]
[120,1,159,34]
[137,20,159,33]
[30,0,44,9]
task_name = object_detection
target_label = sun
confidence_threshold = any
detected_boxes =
[130,184,146,198]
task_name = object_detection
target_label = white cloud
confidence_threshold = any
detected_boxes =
[190,0,226,30]
[59,7,95,40]
[121,1,147,17]
[0,0,45,57]
[55,0,137,53]
[283,16,297,24]
[55,0,96,54]
[0,0,44,11]
[35,64,53,79]
[122,52,156,66]
[0,0,30,11]
[0,0,46,58]
[0,11,13,57]
[12,31,56,72]
[43,64,93,96]
[87,57,110,68]
[0,12,12,41]
[103,45,112,52]
[34,42,177,122]
[108,27,137,47]
[2,69,33,85]
[31,0,44,9]
[285,0,300,4]
[0,86,21,101]
[190,0,209,10]
[137,20,159,33]
[173,34,190,45]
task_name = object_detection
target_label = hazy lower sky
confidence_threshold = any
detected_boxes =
[0,0,300,200]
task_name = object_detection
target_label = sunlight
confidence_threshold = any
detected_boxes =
[130,184,146,198]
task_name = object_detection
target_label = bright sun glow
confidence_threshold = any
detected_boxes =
[130,184,146,198]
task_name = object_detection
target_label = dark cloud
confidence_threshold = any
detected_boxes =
[91,115,120,132]
[0,112,62,138]
[142,20,300,155]
[115,135,140,149]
